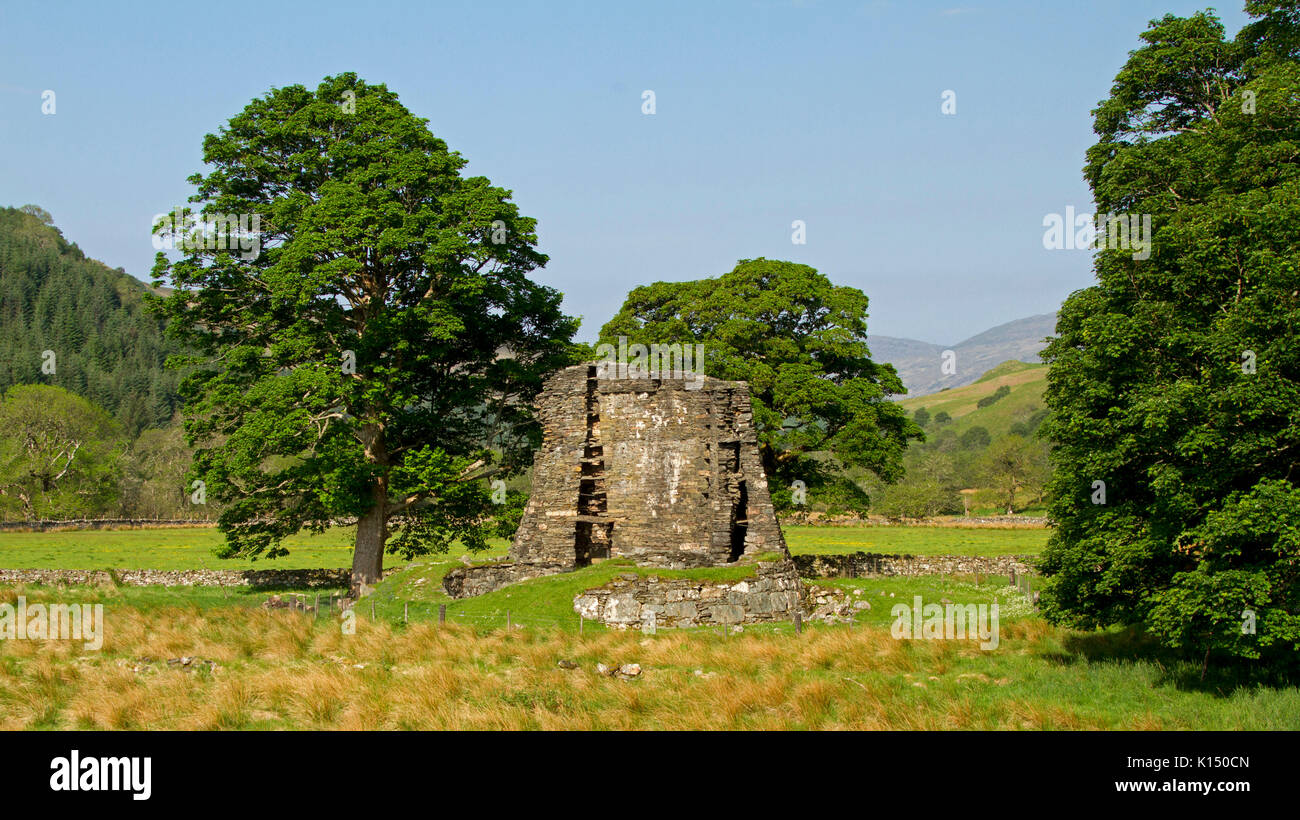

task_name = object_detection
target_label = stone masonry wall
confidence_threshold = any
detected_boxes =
[508,363,787,572]
[572,559,805,629]
[792,552,1037,579]
[0,568,350,589]
[508,366,589,568]
[441,562,569,599]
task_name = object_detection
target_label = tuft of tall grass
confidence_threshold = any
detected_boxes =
[1,595,1297,730]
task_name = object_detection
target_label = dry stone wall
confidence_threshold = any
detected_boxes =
[792,552,1037,579]
[0,568,350,588]
[572,559,805,629]
[441,562,569,598]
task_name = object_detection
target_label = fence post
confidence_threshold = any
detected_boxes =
[579,614,584,635]
[314,593,320,619]
[404,602,408,623]
[1009,568,1017,587]
[439,604,446,624]
[794,610,803,635]
[370,600,375,619]
[506,609,511,631]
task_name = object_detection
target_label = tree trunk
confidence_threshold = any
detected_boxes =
[351,423,389,594]
[352,484,387,594]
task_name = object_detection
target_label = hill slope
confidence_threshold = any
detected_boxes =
[869,313,1056,398]
[899,360,1048,439]
[0,206,180,433]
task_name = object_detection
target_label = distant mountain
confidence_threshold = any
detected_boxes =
[869,313,1057,397]
[0,205,181,434]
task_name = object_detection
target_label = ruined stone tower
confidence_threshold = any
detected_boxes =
[509,363,788,570]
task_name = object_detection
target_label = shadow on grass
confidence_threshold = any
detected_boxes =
[1042,626,1300,695]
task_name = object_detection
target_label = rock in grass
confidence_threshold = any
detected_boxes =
[557,659,578,670]
[596,663,615,676]
[617,663,641,679]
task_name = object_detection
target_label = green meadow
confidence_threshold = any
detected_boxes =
[0,522,1046,571]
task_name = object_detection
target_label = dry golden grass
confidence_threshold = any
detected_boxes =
[0,598,1293,730]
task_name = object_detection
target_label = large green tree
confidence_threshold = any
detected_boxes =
[599,258,920,506]
[1039,3,1300,664]
[150,74,577,590]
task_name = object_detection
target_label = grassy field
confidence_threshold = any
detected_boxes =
[0,523,1046,570]
[1,525,1294,731]
[1,581,1294,730]
[0,526,379,570]
[363,542,1045,633]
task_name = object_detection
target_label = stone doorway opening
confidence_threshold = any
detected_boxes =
[728,480,748,562]
[575,520,612,567]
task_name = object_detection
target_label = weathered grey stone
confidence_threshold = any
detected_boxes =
[604,594,641,624]
[665,601,698,620]
[442,562,568,598]
[508,364,789,572]
[574,595,602,620]
[573,560,807,630]
[712,605,744,624]
[618,663,642,679]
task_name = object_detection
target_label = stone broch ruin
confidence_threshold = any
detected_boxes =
[442,363,792,603]
[512,363,787,569]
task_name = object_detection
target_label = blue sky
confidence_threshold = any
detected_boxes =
[0,0,1251,344]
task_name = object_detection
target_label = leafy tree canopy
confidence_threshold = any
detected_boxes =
[598,258,920,506]
[150,73,578,589]
[1040,2,1300,664]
